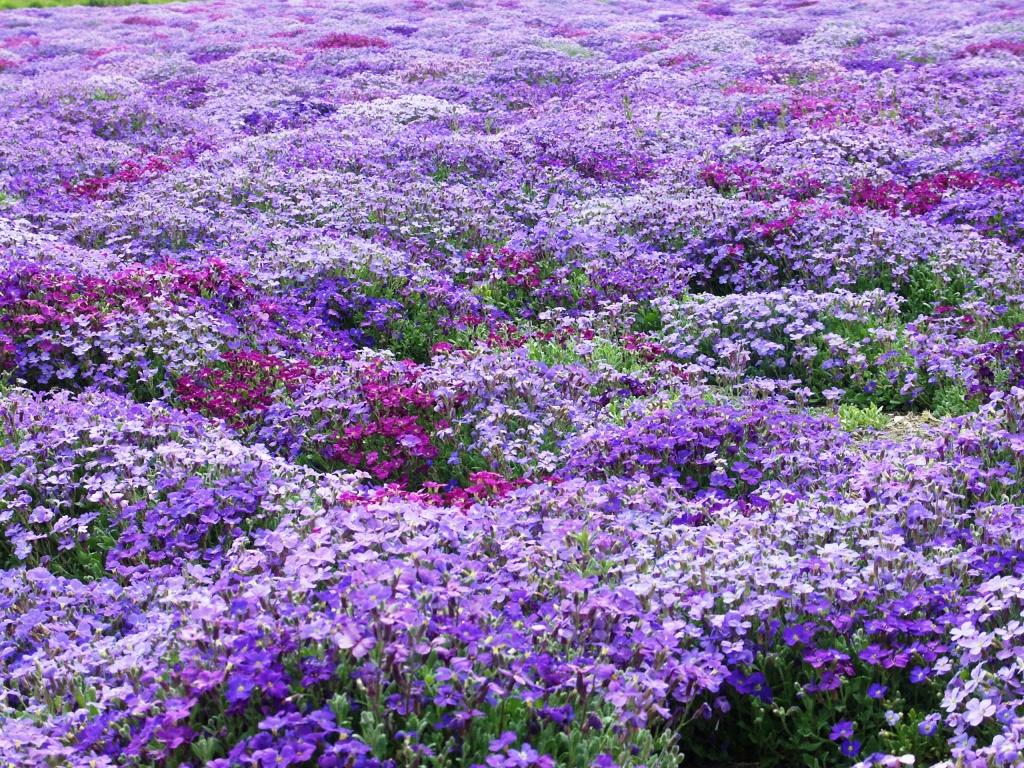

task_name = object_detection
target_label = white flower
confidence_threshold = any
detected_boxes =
[963,698,996,727]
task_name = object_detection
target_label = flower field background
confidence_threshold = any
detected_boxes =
[0,1,171,10]
[1,0,1023,766]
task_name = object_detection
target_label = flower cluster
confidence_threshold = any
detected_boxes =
[175,349,317,429]
[1,0,1024,766]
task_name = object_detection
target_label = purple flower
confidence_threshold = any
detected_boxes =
[919,713,941,736]
[224,675,255,706]
[489,732,518,753]
[909,666,930,684]
[830,721,855,742]
[839,739,861,758]
[1,2,1024,767]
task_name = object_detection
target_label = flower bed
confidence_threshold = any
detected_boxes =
[1,0,1023,766]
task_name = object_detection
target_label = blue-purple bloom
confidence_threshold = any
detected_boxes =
[830,721,855,742]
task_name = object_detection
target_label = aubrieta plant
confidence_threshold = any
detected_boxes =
[0,0,1023,766]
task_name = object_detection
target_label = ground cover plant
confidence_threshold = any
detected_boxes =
[1,0,1024,766]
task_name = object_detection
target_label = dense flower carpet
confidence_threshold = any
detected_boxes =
[1,0,1023,766]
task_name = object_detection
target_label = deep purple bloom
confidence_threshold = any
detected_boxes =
[830,721,855,742]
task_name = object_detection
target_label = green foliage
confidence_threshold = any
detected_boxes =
[808,317,917,410]
[682,641,948,768]
[633,301,664,333]
[838,402,889,432]
[526,340,584,367]
[430,161,471,184]
[379,310,450,363]
[931,383,982,418]
[525,338,645,373]
[539,38,594,58]
[900,263,974,320]
[427,431,493,486]
[332,269,470,363]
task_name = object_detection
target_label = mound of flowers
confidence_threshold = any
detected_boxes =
[0,0,1023,766]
